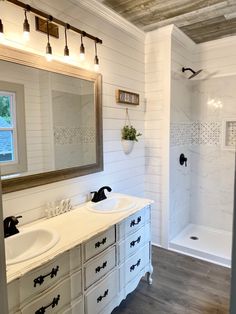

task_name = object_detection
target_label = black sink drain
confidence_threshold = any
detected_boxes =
[190,236,199,240]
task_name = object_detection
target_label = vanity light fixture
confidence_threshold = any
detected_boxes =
[64,24,70,61]
[80,32,85,61]
[45,17,53,62]
[0,19,4,41]
[4,0,103,67]
[23,5,30,41]
[94,38,99,72]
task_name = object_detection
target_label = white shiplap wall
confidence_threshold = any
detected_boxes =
[145,26,173,246]
[196,35,236,77]
[1,0,146,226]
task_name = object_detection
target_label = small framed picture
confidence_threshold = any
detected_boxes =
[116,89,139,105]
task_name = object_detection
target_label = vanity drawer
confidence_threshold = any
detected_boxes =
[20,251,70,303]
[119,223,150,263]
[120,243,150,288]
[21,274,71,314]
[84,226,115,261]
[85,270,118,314]
[84,246,116,289]
[118,206,150,239]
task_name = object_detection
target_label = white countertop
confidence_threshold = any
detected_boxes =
[6,194,152,283]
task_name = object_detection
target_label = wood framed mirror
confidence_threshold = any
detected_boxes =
[0,46,103,193]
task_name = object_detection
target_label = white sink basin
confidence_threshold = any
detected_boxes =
[87,196,136,213]
[5,228,60,265]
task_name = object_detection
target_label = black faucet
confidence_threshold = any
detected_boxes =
[91,186,112,202]
[4,216,22,238]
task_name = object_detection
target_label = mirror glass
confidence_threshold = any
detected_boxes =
[0,48,102,193]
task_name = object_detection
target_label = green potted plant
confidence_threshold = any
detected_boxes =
[121,125,142,154]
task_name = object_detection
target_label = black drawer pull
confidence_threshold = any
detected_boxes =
[34,266,59,287]
[97,289,109,303]
[95,261,107,273]
[130,259,141,272]
[35,294,60,314]
[130,236,141,248]
[130,216,141,227]
[95,237,107,248]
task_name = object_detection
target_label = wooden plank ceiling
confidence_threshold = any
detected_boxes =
[99,0,236,43]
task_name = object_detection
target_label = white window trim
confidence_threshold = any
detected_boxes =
[0,91,19,165]
[0,81,27,176]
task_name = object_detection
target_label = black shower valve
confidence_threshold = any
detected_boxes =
[179,154,187,167]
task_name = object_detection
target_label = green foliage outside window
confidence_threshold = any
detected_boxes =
[0,96,11,124]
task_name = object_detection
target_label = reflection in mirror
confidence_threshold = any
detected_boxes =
[0,60,97,177]
[0,46,102,193]
[52,83,96,170]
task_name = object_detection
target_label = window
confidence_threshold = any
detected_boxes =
[0,91,17,163]
[0,82,27,176]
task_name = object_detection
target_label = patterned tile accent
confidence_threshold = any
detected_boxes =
[54,127,95,145]
[225,121,236,147]
[170,123,191,147]
[191,122,221,146]
[171,122,221,146]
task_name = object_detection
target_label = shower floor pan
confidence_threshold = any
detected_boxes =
[169,224,232,267]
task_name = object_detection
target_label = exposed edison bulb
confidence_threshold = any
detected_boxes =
[64,54,70,62]
[94,63,99,72]
[23,10,30,42]
[80,51,85,61]
[0,32,4,42]
[23,30,30,41]
[46,52,53,62]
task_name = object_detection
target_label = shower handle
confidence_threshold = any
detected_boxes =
[179,154,187,167]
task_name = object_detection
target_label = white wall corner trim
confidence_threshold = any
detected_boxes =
[149,24,174,36]
[172,25,196,49]
[72,0,145,41]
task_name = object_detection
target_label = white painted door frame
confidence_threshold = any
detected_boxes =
[0,180,8,313]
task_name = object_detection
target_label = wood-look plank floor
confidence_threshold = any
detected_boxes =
[112,246,231,314]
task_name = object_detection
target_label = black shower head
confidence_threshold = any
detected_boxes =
[182,67,202,79]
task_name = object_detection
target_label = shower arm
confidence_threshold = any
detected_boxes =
[182,67,195,74]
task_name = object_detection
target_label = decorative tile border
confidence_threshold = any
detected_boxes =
[225,121,236,148]
[191,122,221,146]
[170,121,221,146]
[54,127,96,145]
[170,123,191,147]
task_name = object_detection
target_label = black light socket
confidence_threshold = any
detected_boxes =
[23,17,30,33]
[64,45,69,57]
[80,42,85,54]
[94,55,99,65]
[0,19,3,34]
[46,42,52,55]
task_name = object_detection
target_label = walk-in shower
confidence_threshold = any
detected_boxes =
[168,73,235,267]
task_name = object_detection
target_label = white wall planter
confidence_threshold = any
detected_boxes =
[122,140,135,154]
